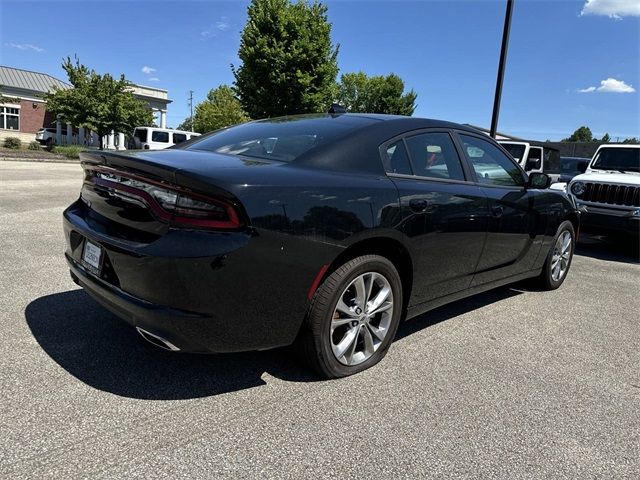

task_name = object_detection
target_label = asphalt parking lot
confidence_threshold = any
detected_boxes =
[1,160,638,479]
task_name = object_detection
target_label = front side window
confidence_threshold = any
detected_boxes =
[0,106,20,130]
[404,132,465,181]
[151,131,169,143]
[460,134,524,187]
[382,140,412,175]
[525,147,542,171]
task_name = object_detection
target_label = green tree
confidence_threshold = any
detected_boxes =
[177,117,193,132]
[622,137,639,144]
[561,126,593,142]
[337,72,417,115]
[45,57,153,149]
[233,0,339,118]
[600,133,611,143]
[193,85,250,133]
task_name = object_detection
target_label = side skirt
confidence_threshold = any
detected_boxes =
[405,269,541,321]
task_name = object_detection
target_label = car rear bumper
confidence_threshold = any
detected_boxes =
[63,199,330,353]
[67,254,215,352]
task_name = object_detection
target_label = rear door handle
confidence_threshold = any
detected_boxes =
[491,205,504,218]
[409,199,430,213]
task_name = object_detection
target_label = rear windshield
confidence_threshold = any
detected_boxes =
[185,114,376,162]
[591,147,640,173]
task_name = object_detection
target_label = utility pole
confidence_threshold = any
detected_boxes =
[490,0,514,139]
[188,90,194,132]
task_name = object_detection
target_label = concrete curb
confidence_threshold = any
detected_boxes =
[0,156,79,164]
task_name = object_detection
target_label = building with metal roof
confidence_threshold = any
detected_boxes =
[0,65,171,148]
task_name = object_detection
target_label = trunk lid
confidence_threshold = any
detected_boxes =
[78,149,266,240]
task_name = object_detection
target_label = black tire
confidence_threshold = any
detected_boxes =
[535,220,575,290]
[296,255,403,378]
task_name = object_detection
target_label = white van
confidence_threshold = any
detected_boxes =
[132,127,201,150]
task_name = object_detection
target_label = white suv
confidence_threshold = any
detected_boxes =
[567,144,640,238]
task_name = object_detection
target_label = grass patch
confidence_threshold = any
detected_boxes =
[52,145,87,159]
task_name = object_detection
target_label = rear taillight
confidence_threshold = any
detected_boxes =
[87,167,242,229]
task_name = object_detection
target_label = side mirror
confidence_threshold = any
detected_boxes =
[528,172,551,189]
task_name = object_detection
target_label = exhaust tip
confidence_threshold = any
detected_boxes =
[136,327,180,352]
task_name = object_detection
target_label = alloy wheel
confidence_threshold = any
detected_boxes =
[551,230,572,282]
[330,272,394,366]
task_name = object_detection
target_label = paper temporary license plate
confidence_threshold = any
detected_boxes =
[82,239,103,274]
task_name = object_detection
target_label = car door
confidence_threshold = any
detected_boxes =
[456,132,544,285]
[382,130,490,305]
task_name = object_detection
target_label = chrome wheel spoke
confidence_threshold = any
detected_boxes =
[332,316,355,328]
[335,298,357,318]
[367,322,386,342]
[333,327,358,359]
[362,326,375,356]
[353,275,367,310]
[367,285,391,313]
[368,301,393,316]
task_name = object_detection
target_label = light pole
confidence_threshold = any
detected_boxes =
[490,0,514,139]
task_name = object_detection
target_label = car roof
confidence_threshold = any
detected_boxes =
[595,144,640,149]
[286,113,488,174]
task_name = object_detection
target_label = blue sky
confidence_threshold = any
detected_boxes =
[1,0,638,140]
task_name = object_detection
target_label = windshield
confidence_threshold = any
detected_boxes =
[501,143,526,163]
[591,147,640,173]
[185,114,376,162]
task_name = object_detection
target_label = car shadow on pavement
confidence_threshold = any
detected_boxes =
[25,289,318,400]
[396,286,521,341]
[27,286,523,400]
[575,234,639,264]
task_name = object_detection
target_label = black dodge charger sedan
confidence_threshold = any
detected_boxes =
[63,113,579,378]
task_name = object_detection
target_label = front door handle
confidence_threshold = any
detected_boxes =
[491,205,504,218]
[409,199,430,213]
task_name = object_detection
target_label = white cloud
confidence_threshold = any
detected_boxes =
[148,77,160,82]
[581,0,640,19]
[578,77,636,93]
[216,18,230,31]
[141,66,156,75]
[201,17,230,38]
[5,42,44,53]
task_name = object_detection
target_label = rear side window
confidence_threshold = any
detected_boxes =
[382,141,413,175]
[173,133,187,144]
[152,131,169,143]
[134,129,147,143]
[460,134,524,186]
[405,132,465,181]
